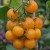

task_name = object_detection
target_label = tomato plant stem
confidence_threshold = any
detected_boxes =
[32,13,38,50]
[32,13,36,18]
[35,40,38,50]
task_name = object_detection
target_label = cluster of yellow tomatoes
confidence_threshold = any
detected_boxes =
[5,0,43,50]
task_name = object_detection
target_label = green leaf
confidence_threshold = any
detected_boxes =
[46,1,50,13]
[10,0,22,10]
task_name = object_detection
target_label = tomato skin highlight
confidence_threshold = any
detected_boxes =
[25,40,36,49]
[24,0,38,13]
[35,29,41,40]
[13,39,24,49]
[7,8,18,20]
[25,29,36,40]
[23,17,34,29]
[5,30,16,41]
[12,26,24,37]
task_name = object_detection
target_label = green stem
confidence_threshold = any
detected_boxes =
[14,4,22,12]
[13,12,24,22]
